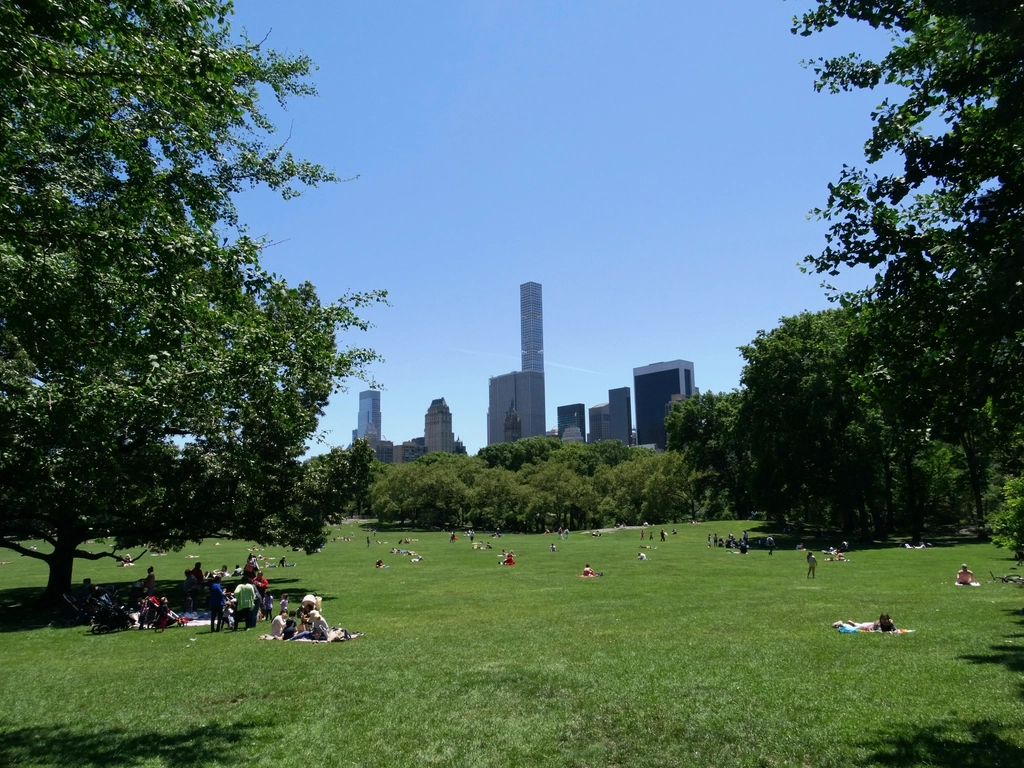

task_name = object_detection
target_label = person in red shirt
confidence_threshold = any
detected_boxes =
[252,570,269,599]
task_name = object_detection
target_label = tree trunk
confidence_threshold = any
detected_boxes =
[858,493,872,544]
[904,449,923,542]
[38,539,78,608]
[958,431,986,537]
[882,452,895,534]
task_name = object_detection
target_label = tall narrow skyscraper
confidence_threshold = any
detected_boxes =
[352,390,381,444]
[424,397,454,453]
[520,281,544,373]
[487,281,546,443]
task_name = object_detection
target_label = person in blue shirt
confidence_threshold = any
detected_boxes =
[207,575,226,632]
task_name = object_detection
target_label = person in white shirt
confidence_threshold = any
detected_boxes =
[270,609,287,638]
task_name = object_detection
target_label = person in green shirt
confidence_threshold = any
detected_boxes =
[232,575,258,631]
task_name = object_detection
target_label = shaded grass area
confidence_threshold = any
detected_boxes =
[1,524,1023,767]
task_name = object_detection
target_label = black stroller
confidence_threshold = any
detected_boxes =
[89,594,135,634]
[60,593,93,628]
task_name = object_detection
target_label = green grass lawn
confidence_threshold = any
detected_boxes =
[1,524,1022,767]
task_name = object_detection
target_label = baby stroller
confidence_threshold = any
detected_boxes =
[139,596,184,631]
[89,596,134,634]
[61,593,93,628]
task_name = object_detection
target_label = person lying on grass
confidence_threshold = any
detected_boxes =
[956,564,980,586]
[833,614,898,632]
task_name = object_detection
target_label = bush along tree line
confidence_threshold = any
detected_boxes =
[366,438,708,532]
[0,1,384,605]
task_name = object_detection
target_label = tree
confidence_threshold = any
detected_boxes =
[992,477,1024,551]
[794,1,1024,428]
[665,391,751,519]
[593,451,656,526]
[738,310,877,533]
[477,437,562,472]
[294,441,378,531]
[642,452,710,523]
[521,460,596,532]
[0,1,383,604]
[469,467,526,530]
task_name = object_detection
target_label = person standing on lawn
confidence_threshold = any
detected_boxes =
[207,575,226,632]
[806,551,817,579]
[231,575,258,631]
[767,536,775,556]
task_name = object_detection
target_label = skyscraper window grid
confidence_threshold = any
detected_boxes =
[520,281,544,373]
[352,390,381,444]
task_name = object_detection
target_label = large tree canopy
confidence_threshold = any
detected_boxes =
[794,1,1024,417]
[0,1,383,603]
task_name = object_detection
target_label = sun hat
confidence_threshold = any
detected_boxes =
[302,594,316,605]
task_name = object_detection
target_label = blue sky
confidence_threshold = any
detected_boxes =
[229,1,890,454]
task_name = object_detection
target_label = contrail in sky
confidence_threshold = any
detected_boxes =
[437,346,606,376]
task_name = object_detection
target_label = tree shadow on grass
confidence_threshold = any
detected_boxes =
[0,721,256,767]
[957,613,1024,701]
[857,720,1024,767]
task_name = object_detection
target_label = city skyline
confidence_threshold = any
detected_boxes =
[354,282,692,453]
[230,2,887,455]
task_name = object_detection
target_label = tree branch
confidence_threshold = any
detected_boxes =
[0,539,49,561]
[71,547,148,563]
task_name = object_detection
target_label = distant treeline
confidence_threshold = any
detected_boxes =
[359,306,1022,545]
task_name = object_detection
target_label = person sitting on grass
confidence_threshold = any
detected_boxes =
[375,559,386,568]
[265,609,287,639]
[289,609,330,641]
[580,564,598,578]
[956,564,980,586]
[282,612,298,640]
[501,553,515,566]
[637,552,647,561]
